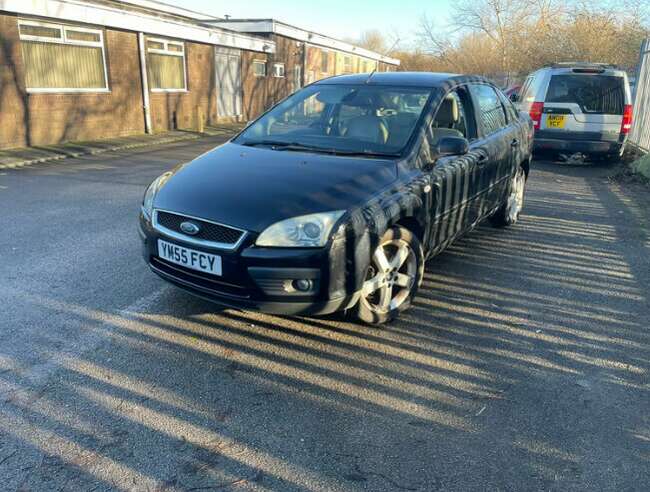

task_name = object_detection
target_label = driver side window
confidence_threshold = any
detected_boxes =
[430,88,475,146]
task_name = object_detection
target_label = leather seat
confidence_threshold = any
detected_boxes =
[345,115,389,144]
[431,96,463,145]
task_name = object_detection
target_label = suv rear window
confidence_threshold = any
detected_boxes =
[545,74,624,115]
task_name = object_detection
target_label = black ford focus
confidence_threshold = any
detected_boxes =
[139,72,533,324]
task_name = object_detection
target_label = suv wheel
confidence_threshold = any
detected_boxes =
[353,226,424,325]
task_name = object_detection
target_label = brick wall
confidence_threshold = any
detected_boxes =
[241,34,306,121]
[0,12,399,149]
[305,45,335,83]
[266,34,302,104]
[242,49,269,120]
[148,40,218,132]
[0,13,145,149]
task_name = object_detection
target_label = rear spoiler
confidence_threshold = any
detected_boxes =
[571,68,606,74]
[547,62,617,73]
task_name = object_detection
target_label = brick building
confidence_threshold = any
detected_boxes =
[0,0,400,150]
[209,19,401,118]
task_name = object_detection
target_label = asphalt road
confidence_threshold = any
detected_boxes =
[1,137,649,491]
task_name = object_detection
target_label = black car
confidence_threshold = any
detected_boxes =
[139,72,533,325]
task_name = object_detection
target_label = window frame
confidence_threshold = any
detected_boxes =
[321,49,329,74]
[18,19,109,94]
[343,55,353,74]
[273,63,286,78]
[253,59,267,77]
[146,36,188,93]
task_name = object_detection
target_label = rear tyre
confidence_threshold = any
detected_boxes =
[491,165,527,227]
[353,226,424,326]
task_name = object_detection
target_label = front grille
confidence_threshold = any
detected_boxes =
[156,211,244,245]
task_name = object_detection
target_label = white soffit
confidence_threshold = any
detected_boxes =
[0,0,274,53]
[113,0,219,21]
[211,19,400,65]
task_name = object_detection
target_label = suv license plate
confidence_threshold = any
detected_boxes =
[157,239,222,276]
[547,115,566,128]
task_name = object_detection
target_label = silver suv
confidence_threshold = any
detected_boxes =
[515,63,633,161]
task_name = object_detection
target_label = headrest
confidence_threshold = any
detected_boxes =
[435,96,459,128]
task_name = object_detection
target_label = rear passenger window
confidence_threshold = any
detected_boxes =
[470,85,507,135]
[498,91,519,123]
[545,75,625,114]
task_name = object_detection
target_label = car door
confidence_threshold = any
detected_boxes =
[468,83,517,218]
[420,86,483,254]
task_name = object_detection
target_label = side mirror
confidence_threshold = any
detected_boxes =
[509,93,519,103]
[437,136,469,157]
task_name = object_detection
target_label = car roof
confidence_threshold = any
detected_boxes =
[312,72,493,88]
[530,63,627,77]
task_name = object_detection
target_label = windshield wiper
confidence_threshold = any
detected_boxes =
[241,140,328,152]
[329,150,401,158]
[241,141,399,158]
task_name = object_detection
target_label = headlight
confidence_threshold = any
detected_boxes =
[256,211,345,247]
[142,172,172,219]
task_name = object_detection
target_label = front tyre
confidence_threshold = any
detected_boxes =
[353,226,424,325]
[491,165,526,227]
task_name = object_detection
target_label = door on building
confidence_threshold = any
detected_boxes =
[293,65,302,93]
[215,48,242,118]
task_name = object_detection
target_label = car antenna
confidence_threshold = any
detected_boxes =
[366,69,376,84]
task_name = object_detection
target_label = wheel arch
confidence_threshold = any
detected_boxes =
[394,216,426,245]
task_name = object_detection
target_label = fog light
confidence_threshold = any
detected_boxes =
[292,279,313,292]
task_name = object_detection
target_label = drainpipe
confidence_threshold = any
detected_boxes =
[302,42,307,87]
[138,32,152,134]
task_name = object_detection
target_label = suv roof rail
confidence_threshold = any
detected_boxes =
[548,61,618,69]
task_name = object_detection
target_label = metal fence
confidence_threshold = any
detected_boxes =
[629,39,650,153]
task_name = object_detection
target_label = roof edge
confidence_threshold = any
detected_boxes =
[0,0,274,53]
[209,18,400,66]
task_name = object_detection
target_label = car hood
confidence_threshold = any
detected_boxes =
[154,143,398,233]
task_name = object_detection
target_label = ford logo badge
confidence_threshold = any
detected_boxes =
[180,221,200,236]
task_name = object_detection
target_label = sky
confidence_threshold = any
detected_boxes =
[175,0,454,47]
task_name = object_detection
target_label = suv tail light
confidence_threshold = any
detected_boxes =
[529,102,544,131]
[621,104,633,134]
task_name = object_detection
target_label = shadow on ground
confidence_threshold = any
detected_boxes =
[1,160,649,491]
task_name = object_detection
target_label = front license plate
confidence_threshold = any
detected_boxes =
[546,114,566,128]
[157,239,222,276]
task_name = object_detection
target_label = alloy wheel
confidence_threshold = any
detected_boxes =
[361,238,417,314]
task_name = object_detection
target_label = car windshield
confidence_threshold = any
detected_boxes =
[234,84,433,156]
[545,74,625,114]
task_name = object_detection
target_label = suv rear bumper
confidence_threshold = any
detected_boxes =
[533,130,626,156]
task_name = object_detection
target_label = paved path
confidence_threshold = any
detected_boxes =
[1,138,649,491]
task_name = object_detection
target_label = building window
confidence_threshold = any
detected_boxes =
[146,38,186,91]
[18,20,108,92]
[343,56,353,74]
[253,60,267,77]
[273,63,285,78]
[321,50,329,73]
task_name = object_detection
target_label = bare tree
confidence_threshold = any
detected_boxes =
[357,29,388,53]
[411,0,648,84]
[451,0,537,84]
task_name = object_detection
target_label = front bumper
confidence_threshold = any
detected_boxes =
[533,130,626,156]
[139,212,360,316]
